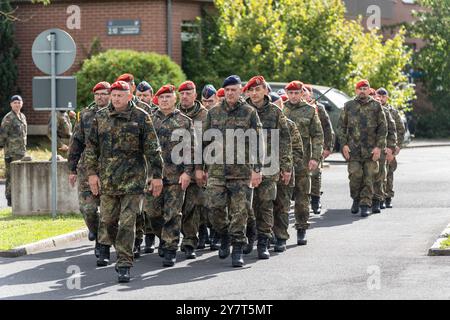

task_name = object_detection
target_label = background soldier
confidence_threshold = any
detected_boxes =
[0,95,27,207]
[85,80,163,283]
[68,81,111,258]
[283,81,324,245]
[201,84,218,110]
[337,79,387,217]
[216,88,225,104]
[197,75,263,267]
[145,84,194,267]
[376,87,406,208]
[303,84,335,215]
[47,110,72,159]
[136,81,158,114]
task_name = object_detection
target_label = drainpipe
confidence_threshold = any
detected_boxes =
[166,0,173,59]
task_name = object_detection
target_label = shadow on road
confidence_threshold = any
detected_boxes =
[309,209,368,229]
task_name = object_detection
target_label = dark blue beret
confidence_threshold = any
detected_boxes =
[269,92,281,102]
[222,75,241,88]
[376,87,388,96]
[10,95,22,102]
[136,81,153,93]
[202,84,217,99]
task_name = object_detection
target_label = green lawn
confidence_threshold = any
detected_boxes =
[0,208,85,251]
[440,236,450,249]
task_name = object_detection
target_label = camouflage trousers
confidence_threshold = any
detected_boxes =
[386,157,398,198]
[252,178,277,239]
[310,159,323,197]
[181,183,206,248]
[145,184,185,251]
[348,160,379,206]
[205,179,249,245]
[98,194,141,268]
[78,190,100,235]
[294,168,311,230]
[273,175,294,240]
[135,195,145,240]
[373,156,387,201]
[4,155,23,202]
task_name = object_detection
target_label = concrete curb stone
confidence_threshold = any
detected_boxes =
[428,223,450,256]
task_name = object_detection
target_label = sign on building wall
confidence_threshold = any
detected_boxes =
[107,20,141,36]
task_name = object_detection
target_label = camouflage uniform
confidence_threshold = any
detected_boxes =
[386,105,406,199]
[145,108,194,251]
[202,98,263,245]
[310,103,335,197]
[337,96,387,206]
[177,100,208,249]
[84,101,163,268]
[247,96,292,239]
[373,105,397,202]
[68,101,101,236]
[0,111,27,203]
[273,119,303,240]
[283,101,323,230]
[47,111,73,158]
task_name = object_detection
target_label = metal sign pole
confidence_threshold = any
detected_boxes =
[49,32,57,219]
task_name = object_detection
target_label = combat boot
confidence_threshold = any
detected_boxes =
[297,229,307,246]
[162,249,177,267]
[116,266,131,283]
[360,205,370,217]
[380,200,386,209]
[88,231,96,241]
[351,200,360,214]
[311,195,322,215]
[231,244,244,267]
[184,245,196,259]
[257,235,270,259]
[94,239,100,258]
[385,197,393,208]
[372,200,381,214]
[158,239,166,258]
[144,234,155,253]
[210,229,220,251]
[274,239,287,252]
[197,224,209,249]
[133,238,142,259]
[243,221,257,254]
[219,234,231,259]
[96,244,110,267]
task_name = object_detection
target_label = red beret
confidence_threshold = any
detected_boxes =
[116,73,134,83]
[92,81,111,93]
[217,88,225,97]
[110,81,130,91]
[356,79,370,89]
[152,95,159,105]
[155,84,176,97]
[285,81,303,91]
[303,84,313,93]
[246,75,266,90]
[280,94,288,102]
[178,80,196,92]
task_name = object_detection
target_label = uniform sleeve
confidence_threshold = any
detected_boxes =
[392,109,405,148]
[289,122,304,172]
[385,109,397,150]
[278,112,293,173]
[196,111,211,171]
[67,115,85,174]
[183,118,195,177]
[376,104,387,149]
[143,114,164,179]
[0,117,11,148]
[337,105,348,149]
[310,110,324,162]
[318,105,335,151]
[84,115,100,176]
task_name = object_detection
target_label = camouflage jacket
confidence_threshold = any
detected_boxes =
[84,101,163,195]
[316,102,335,151]
[247,96,292,177]
[47,111,73,148]
[382,105,397,151]
[0,111,27,158]
[387,104,406,148]
[283,101,324,164]
[286,118,304,174]
[134,96,158,115]
[200,98,263,180]
[151,108,194,185]
[337,96,387,161]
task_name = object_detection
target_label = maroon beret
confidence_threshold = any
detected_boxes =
[356,79,370,89]
[216,88,225,97]
[246,75,266,90]
[285,81,303,91]
[155,84,176,97]
[116,73,134,83]
[110,81,130,92]
[178,80,196,92]
[92,81,111,93]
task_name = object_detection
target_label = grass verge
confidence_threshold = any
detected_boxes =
[440,235,450,250]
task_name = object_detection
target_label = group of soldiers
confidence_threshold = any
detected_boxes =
[0,73,405,284]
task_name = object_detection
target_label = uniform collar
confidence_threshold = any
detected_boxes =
[108,101,134,120]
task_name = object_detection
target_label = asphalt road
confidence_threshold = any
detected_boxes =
[0,146,449,300]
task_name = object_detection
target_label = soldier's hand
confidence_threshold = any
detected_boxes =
[308,160,319,171]
[69,174,77,188]
[395,146,401,156]
[342,145,350,161]
[323,149,332,159]
[88,175,101,196]
[151,179,163,197]
[372,147,381,161]
[386,148,395,163]
[251,171,262,188]
[195,170,206,187]
[59,144,69,152]
[179,172,191,191]
[281,171,292,185]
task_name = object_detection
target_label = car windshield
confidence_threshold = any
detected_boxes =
[317,88,350,109]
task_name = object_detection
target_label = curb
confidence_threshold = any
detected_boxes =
[405,143,450,149]
[0,228,88,258]
[428,223,450,256]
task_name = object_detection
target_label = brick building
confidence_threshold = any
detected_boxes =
[11,0,213,134]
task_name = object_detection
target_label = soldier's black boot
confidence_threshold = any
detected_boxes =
[116,266,131,283]
[94,238,100,258]
[257,235,270,259]
[231,244,244,268]
[158,239,166,258]
[144,234,155,253]
[197,224,209,249]
[96,244,110,267]
[243,221,257,254]
[184,245,196,259]
[372,200,381,214]
[88,231,96,241]
[219,234,231,259]
[163,250,177,267]
[297,229,307,246]
[385,197,393,208]
[210,229,220,251]
[351,200,360,214]
[133,238,142,259]
[360,205,370,217]
[380,200,386,209]
[311,195,322,215]
[274,238,287,252]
